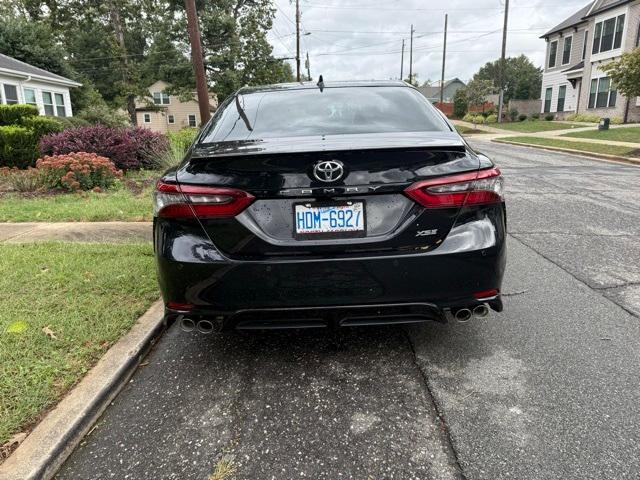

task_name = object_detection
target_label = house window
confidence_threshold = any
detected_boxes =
[23,88,37,107]
[54,93,66,117]
[614,14,625,49]
[557,85,567,112]
[593,14,625,54]
[3,84,19,104]
[153,92,170,105]
[593,22,602,53]
[548,41,557,68]
[188,114,197,127]
[562,36,572,65]
[167,114,175,124]
[582,30,588,60]
[601,17,616,51]
[143,113,151,123]
[544,87,552,113]
[589,77,617,108]
[42,92,55,116]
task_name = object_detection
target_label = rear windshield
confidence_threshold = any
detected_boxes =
[200,86,448,142]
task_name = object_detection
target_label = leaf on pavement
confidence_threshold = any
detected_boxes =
[0,432,28,459]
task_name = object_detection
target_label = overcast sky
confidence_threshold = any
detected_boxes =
[268,0,590,84]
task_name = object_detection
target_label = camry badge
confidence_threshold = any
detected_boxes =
[313,160,344,183]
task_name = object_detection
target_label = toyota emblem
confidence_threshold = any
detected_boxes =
[313,160,345,183]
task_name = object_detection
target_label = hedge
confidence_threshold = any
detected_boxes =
[0,125,38,168]
[0,104,39,126]
[19,116,64,138]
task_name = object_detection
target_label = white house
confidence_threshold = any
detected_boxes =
[540,0,640,121]
[0,53,81,117]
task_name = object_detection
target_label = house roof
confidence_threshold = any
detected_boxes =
[562,60,585,73]
[418,78,465,99]
[541,2,594,37]
[584,0,634,18]
[541,0,634,38]
[0,53,81,87]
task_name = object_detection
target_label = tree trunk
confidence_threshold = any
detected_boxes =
[108,0,137,126]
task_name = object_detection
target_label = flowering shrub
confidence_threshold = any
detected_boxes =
[39,126,169,171]
[36,152,123,191]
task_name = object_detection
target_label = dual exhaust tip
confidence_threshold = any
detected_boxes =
[454,304,489,323]
[179,317,222,334]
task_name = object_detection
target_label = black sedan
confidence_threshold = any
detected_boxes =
[153,80,506,333]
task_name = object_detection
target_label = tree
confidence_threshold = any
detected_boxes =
[6,0,295,112]
[192,0,295,101]
[465,79,494,112]
[453,88,468,118]
[0,16,73,80]
[602,48,640,123]
[403,73,419,86]
[472,55,542,102]
[0,14,100,112]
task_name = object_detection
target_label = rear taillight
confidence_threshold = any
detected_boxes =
[154,182,254,219]
[404,167,503,208]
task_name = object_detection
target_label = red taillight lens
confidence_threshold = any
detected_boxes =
[473,288,500,300]
[404,167,504,208]
[154,182,254,219]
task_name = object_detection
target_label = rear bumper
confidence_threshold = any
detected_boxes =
[154,208,506,327]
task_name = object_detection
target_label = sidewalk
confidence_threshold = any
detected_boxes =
[454,120,640,149]
[0,222,152,243]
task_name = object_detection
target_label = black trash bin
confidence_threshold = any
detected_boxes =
[598,118,610,130]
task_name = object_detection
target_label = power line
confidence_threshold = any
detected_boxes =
[302,28,545,35]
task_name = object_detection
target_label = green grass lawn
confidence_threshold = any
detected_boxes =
[0,172,156,222]
[455,125,488,135]
[492,120,585,133]
[0,242,158,447]
[495,136,640,158]
[561,126,640,143]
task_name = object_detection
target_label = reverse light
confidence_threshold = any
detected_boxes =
[154,181,254,219]
[404,168,504,208]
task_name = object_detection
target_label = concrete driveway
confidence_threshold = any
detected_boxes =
[57,141,640,480]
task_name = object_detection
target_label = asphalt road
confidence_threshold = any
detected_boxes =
[57,141,640,480]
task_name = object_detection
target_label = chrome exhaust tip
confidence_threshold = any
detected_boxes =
[197,319,214,334]
[473,304,489,318]
[180,317,196,332]
[454,308,472,323]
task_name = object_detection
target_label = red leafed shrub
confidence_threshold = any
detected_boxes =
[36,152,123,191]
[39,126,169,171]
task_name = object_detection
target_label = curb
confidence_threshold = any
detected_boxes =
[0,300,166,480]
[491,139,640,166]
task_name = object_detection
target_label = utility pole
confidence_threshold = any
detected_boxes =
[296,0,301,82]
[400,39,405,80]
[185,0,211,124]
[440,14,448,104]
[306,51,311,81]
[408,24,414,85]
[498,0,509,123]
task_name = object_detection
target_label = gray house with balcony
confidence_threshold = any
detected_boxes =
[540,0,640,122]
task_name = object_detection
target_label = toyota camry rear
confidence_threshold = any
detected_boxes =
[154,81,506,331]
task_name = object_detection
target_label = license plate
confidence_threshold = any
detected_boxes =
[294,201,366,239]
